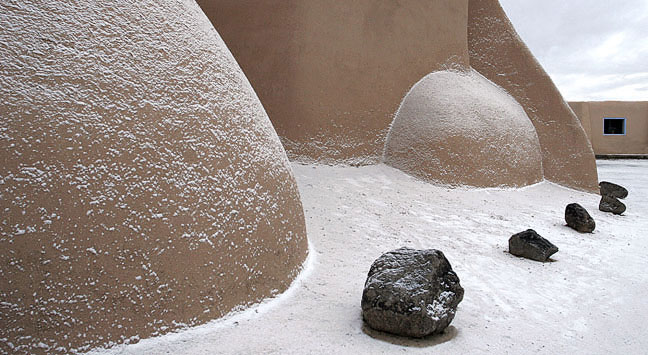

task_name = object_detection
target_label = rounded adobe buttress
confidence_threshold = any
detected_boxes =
[468,0,599,192]
[384,69,544,188]
[0,1,307,353]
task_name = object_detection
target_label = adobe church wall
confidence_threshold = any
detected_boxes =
[201,0,599,192]
[197,0,471,165]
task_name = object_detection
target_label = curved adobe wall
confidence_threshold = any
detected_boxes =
[384,69,543,187]
[468,0,599,192]
[197,0,470,164]
[0,1,307,353]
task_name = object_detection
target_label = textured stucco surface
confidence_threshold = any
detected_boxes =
[570,101,648,155]
[468,0,599,192]
[197,0,470,165]
[384,69,543,187]
[0,1,307,353]
[568,102,593,139]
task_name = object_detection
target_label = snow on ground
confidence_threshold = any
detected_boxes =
[91,160,648,354]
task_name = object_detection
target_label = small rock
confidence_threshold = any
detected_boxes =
[599,181,628,199]
[361,247,463,338]
[509,229,558,262]
[565,203,595,233]
[599,195,626,215]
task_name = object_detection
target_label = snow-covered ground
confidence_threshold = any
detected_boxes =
[91,160,648,354]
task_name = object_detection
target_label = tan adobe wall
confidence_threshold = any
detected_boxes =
[569,102,593,139]
[197,0,470,165]
[468,0,599,192]
[200,0,598,192]
[0,1,307,353]
[569,101,648,155]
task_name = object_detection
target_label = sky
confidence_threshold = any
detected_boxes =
[499,0,648,101]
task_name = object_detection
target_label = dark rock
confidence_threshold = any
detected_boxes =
[599,195,626,215]
[361,247,463,338]
[509,229,559,262]
[599,181,628,199]
[565,203,595,233]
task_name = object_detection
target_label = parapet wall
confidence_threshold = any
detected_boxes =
[569,101,648,155]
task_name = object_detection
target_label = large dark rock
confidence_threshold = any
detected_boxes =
[509,229,559,262]
[600,181,628,199]
[361,247,463,338]
[599,195,626,215]
[565,203,595,233]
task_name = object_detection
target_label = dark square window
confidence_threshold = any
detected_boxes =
[603,118,626,135]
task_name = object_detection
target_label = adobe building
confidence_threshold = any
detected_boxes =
[198,0,599,191]
[1,0,603,353]
[569,101,648,156]
[0,1,307,353]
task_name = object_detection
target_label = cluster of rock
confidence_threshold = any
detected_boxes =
[509,181,629,263]
[598,181,627,215]
[362,181,629,338]
[563,181,629,235]
[507,202,594,265]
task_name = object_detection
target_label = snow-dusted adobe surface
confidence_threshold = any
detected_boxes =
[0,1,306,352]
[91,160,648,354]
[384,68,543,188]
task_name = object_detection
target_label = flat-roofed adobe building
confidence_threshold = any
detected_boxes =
[570,101,648,156]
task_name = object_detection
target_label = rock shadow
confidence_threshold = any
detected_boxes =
[503,250,558,263]
[361,323,458,347]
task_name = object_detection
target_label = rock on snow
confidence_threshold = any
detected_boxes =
[565,203,596,233]
[599,195,626,215]
[361,247,464,337]
[599,181,628,199]
[509,229,559,262]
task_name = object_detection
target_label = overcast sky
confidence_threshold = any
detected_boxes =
[499,0,648,101]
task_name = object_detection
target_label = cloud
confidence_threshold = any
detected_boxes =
[555,73,648,101]
[499,0,648,101]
